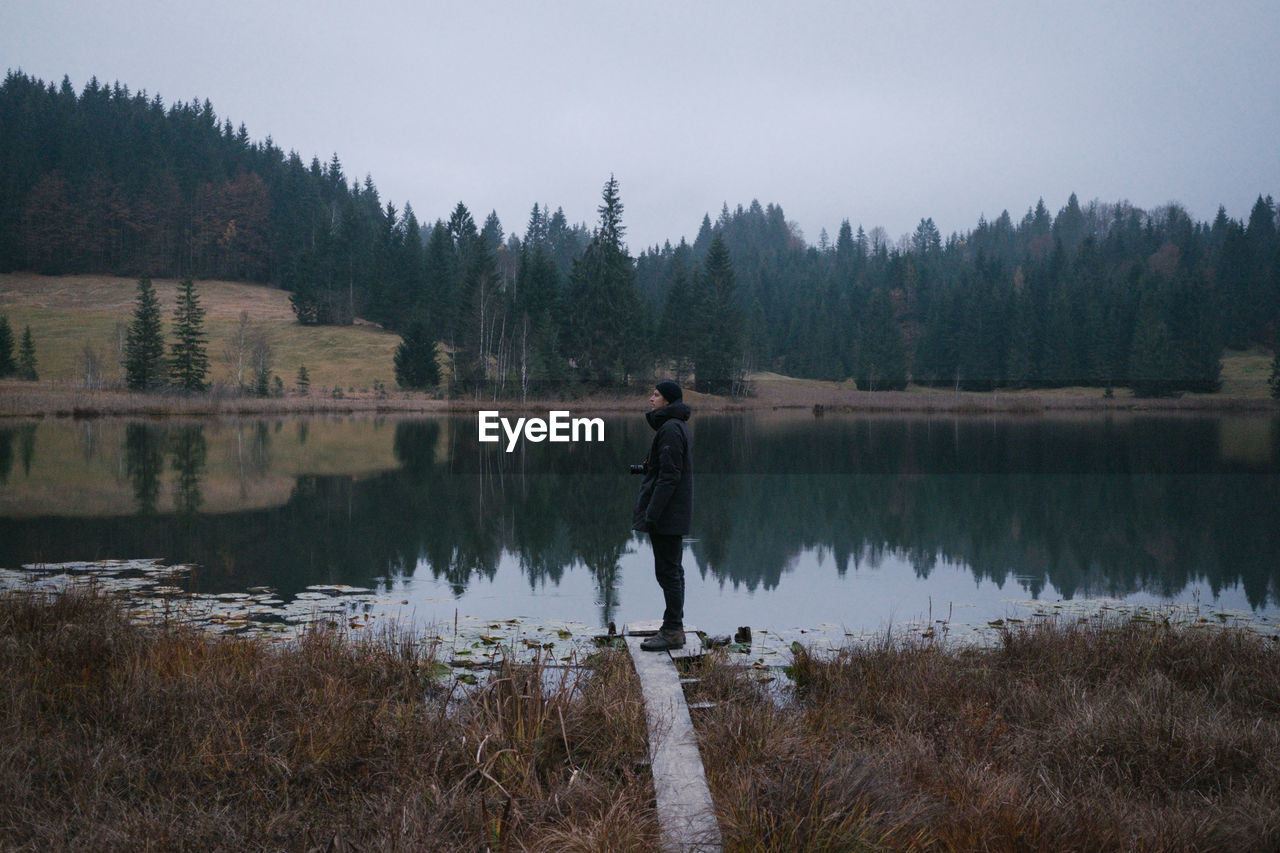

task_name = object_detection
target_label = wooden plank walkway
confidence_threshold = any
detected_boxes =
[624,622,723,853]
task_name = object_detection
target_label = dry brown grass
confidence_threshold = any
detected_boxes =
[0,589,656,852]
[0,272,399,391]
[8,587,1277,851]
[691,616,1280,852]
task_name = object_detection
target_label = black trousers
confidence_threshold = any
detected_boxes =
[649,532,685,630]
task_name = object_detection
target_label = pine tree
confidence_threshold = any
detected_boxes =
[659,255,696,381]
[565,176,644,384]
[446,202,493,386]
[1128,294,1177,397]
[169,277,209,392]
[16,326,37,381]
[691,232,742,394]
[394,320,439,390]
[297,364,311,396]
[514,243,566,395]
[853,289,908,391]
[125,276,165,390]
[0,315,15,377]
[422,220,458,344]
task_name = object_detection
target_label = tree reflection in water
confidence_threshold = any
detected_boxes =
[0,415,1277,623]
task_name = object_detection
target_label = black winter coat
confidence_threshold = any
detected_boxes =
[632,401,693,535]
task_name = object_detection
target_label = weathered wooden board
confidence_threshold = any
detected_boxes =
[625,634,723,853]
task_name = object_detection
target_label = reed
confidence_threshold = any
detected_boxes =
[0,589,656,851]
[690,615,1280,851]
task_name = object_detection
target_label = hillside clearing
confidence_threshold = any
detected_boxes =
[0,273,399,391]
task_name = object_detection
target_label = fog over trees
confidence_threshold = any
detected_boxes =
[2,71,1277,396]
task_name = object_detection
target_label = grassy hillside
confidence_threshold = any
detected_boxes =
[0,273,400,392]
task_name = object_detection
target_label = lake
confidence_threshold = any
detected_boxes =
[1,411,1277,647]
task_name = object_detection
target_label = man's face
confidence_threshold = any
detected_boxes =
[649,389,665,410]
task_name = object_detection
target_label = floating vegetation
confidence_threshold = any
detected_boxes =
[0,559,604,680]
[1005,597,1280,640]
[5,559,1276,691]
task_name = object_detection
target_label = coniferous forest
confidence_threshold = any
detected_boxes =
[2,71,1278,396]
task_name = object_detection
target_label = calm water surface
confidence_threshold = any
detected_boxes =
[1,412,1277,640]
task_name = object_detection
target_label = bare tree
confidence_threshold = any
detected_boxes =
[79,344,105,390]
[113,321,128,387]
[222,310,252,390]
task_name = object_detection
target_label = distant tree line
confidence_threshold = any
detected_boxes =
[665,195,1278,396]
[3,71,1278,396]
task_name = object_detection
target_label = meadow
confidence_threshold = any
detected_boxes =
[0,273,400,393]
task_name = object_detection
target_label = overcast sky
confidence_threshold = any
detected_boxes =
[4,0,1278,251]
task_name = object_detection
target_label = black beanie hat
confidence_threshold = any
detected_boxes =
[655,380,682,403]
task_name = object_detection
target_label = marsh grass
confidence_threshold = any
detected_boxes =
[0,589,656,851]
[691,616,1280,852]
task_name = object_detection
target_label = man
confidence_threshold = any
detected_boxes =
[632,380,693,651]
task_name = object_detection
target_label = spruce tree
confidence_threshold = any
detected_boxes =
[394,320,439,390]
[514,243,566,393]
[659,256,696,381]
[691,232,742,394]
[170,278,209,392]
[16,326,37,381]
[297,364,311,395]
[125,276,165,390]
[0,315,14,377]
[565,175,644,384]
[1128,294,1177,397]
[854,289,908,391]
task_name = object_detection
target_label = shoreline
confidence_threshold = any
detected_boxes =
[4,378,1277,420]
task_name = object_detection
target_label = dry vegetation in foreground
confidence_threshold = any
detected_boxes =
[0,590,656,852]
[689,616,1280,852]
[6,589,1280,851]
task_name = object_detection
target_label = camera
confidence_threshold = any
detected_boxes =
[629,461,646,475]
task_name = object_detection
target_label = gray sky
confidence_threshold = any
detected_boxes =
[4,0,1278,251]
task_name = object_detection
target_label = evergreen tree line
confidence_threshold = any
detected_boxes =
[637,195,1280,396]
[3,71,1278,396]
[0,70,588,329]
[0,314,38,381]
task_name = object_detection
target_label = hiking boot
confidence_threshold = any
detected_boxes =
[640,628,685,651]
